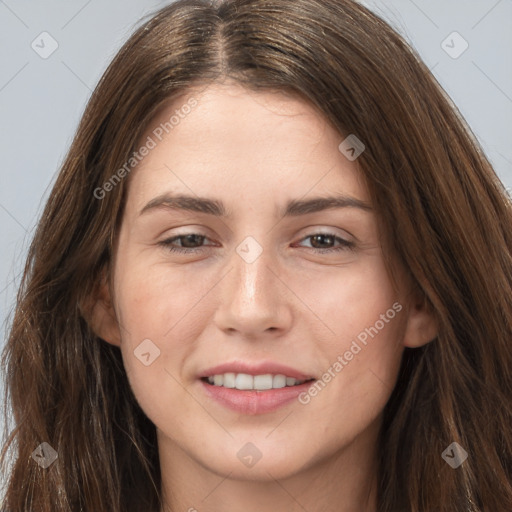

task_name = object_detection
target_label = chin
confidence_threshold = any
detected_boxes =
[203,455,306,482]
[189,435,322,482]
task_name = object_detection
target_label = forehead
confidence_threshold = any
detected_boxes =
[123,82,368,215]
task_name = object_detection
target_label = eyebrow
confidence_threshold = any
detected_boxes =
[139,193,372,218]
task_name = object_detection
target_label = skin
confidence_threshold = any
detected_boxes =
[90,81,437,512]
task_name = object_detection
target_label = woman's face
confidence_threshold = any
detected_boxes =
[95,82,434,480]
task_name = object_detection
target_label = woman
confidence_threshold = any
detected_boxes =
[1,0,511,510]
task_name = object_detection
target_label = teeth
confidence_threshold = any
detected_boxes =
[254,374,273,390]
[286,377,296,386]
[273,374,286,388]
[205,373,307,390]
[235,373,254,390]
[224,373,235,388]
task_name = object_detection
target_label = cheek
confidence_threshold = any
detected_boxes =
[111,263,212,411]
[295,258,405,397]
[114,259,216,339]
[294,257,401,342]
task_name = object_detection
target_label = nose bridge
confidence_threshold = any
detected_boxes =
[214,234,290,335]
[231,235,274,307]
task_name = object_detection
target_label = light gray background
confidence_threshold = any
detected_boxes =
[0,0,511,393]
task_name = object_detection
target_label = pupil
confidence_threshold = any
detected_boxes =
[312,234,333,248]
[182,234,203,247]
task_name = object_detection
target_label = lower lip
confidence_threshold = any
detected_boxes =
[200,379,315,414]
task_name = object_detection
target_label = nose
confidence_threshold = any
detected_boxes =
[213,240,293,339]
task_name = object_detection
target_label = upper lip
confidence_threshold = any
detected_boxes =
[199,361,315,381]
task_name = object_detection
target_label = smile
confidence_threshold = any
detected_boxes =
[203,373,311,390]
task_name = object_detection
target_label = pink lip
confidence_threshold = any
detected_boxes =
[198,360,316,415]
[200,379,315,415]
[199,361,314,381]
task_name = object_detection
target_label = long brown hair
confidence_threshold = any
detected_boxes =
[2,0,511,510]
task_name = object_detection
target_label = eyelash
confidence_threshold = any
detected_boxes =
[158,232,355,254]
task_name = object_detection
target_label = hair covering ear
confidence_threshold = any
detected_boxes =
[79,268,122,346]
[403,294,438,348]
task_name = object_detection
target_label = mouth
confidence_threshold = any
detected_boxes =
[201,373,314,390]
[198,362,317,414]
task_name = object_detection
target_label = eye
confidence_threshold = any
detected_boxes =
[158,233,214,254]
[158,231,355,255]
[295,232,355,253]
